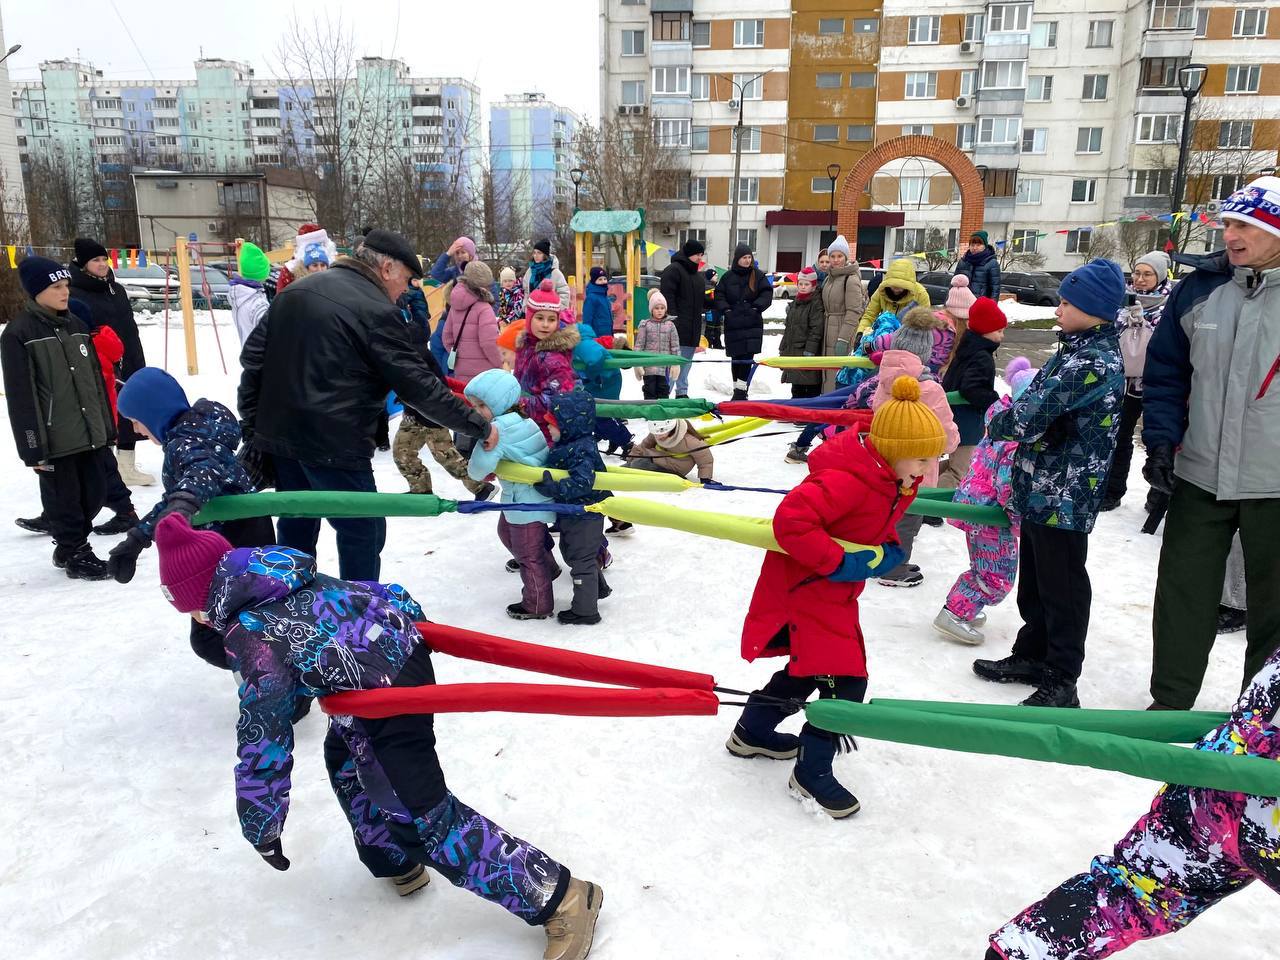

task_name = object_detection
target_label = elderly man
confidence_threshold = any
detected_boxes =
[1143,175,1280,709]
[239,229,496,581]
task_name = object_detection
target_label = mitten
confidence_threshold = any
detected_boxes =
[827,544,906,583]
[533,470,560,499]
[253,839,290,871]
[1142,445,1175,496]
[834,339,850,357]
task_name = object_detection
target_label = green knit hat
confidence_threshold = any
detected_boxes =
[238,242,271,282]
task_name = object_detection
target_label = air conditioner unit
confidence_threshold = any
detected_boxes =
[616,104,629,116]
[960,41,976,54]
[627,104,645,115]
[955,95,972,108]
[1206,199,1221,215]
[207,221,224,233]
[727,98,740,111]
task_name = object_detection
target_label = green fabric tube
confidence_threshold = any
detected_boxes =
[946,391,968,406]
[915,487,958,502]
[194,491,458,523]
[905,497,1010,527]
[805,700,1279,795]
[594,398,717,420]
[598,351,691,371]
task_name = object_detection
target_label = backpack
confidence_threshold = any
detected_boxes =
[1117,307,1152,379]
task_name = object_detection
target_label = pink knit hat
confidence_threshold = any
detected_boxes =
[155,513,232,613]
[945,275,976,318]
[648,288,668,312]
[525,278,561,319]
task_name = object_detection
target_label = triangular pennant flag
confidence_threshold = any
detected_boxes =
[912,251,927,259]
[1056,229,1070,235]
[869,259,881,269]
[24,244,34,257]
[5,245,14,268]
[138,249,148,267]
[645,241,663,257]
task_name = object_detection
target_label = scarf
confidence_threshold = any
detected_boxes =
[528,258,554,288]
[796,288,814,302]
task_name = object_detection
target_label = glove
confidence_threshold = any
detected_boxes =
[834,339,850,357]
[827,544,907,583]
[634,367,644,381]
[533,470,560,499]
[1142,444,1175,496]
[803,351,816,357]
[253,839,290,871]
[107,531,148,584]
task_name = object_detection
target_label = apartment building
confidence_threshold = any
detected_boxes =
[0,10,25,233]
[489,92,580,242]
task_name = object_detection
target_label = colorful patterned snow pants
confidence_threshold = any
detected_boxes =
[944,526,1019,622]
[393,415,483,496]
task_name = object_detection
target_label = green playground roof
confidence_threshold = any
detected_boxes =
[569,210,643,234]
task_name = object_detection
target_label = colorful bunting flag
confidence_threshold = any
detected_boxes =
[5,245,14,268]
[138,249,148,267]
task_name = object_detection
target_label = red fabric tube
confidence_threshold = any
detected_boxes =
[319,683,720,719]
[418,623,716,691]
[716,401,873,428]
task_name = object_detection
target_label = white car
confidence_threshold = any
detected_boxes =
[113,264,175,302]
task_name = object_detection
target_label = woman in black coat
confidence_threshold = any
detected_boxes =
[714,243,773,400]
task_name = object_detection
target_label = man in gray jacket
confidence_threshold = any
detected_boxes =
[1142,175,1280,708]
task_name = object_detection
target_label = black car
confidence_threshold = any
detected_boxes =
[917,272,955,307]
[1003,272,1061,306]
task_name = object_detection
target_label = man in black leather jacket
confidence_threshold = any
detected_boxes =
[238,230,497,580]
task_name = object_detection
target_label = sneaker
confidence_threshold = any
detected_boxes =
[933,609,984,645]
[543,878,604,960]
[605,520,634,536]
[973,654,1047,686]
[784,444,809,464]
[1217,605,1247,634]
[1021,669,1081,708]
[507,602,550,621]
[506,559,522,573]
[473,482,496,502]
[15,515,51,534]
[876,570,924,588]
[391,863,431,898]
[92,510,138,536]
[557,610,601,626]
[57,543,110,581]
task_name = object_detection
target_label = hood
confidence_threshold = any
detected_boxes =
[228,281,263,309]
[653,419,689,448]
[1172,249,1230,275]
[464,368,521,415]
[168,398,243,451]
[585,282,610,301]
[883,259,918,289]
[869,311,901,343]
[878,349,926,383]
[900,305,944,331]
[67,261,114,293]
[116,367,192,442]
[806,426,898,494]
[548,389,597,441]
[450,279,484,312]
[208,545,318,632]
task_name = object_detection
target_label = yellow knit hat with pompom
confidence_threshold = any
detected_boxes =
[868,375,946,463]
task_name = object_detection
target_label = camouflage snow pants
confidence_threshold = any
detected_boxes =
[393,415,482,496]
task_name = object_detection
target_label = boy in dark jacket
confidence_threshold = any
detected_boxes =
[108,367,274,668]
[1,257,118,579]
[973,260,1126,708]
[152,514,603,960]
[534,390,611,625]
[940,296,1006,487]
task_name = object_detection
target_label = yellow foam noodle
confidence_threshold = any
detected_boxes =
[761,356,876,370]
[702,417,770,445]
[495,461,694,493]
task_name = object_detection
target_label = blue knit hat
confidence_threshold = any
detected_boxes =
[19,256,71,298]
[117,367,191,442]
[1058,258,1126,320]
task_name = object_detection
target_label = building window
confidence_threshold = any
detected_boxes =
[896,227,926,254]
[988,4,1032,33]
[1071,179,1098,203]
[1082,74,1109,101]
[811,176,837,193]
[692,20,710,47]
[734,18,765,47]
[816,72,843,89]
[1213,174,1245,199]
[902,124,934,136]
[905,71,938,99]
[679,229,707,248]
[907,15,941,44]
[1026,75,1053,101]
[1065,229,1092,254]
[691,74,710,100]
[964,13,985,42]
[622,29,645,56]
[1021,127,1047,153]
[1140,57,1188,91]
[691,125,709,152]
[733,126,762,152]
[652,67,690,95]
[1233,8,1268,37]
[849,72,876,89]
[736,229,758,250]
[621,81,646,105]
[957,123,975,151]
[1010,228,1039,252]
[978,116,1021,144]
[899,176,928,205]
[818,18,844,34]
[1136,114,1181,143]
[1076,127,1104,153]
[847,124,874,141]
[653,12,690,41]
[1150,0,1196,30]
[1087,20,1114,47]
[1195,8,1208,37]
[1030,20,1058,47]
[653,118,690,147]
[735,177,760,203]
[853,18,879,34]
[813,124,839,142]
[982,60,1026,89]
[1131,169,1174,196]
[1225,64,1261,94]
[734,73,764,100]
[691,177,707,203]
[1218,120,1254,149]
[1015,178,1043,204]
[959,70,977,97]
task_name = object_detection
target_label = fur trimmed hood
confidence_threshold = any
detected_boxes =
[518,322,581,353]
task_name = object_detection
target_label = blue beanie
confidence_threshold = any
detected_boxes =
[19,256,71,299]
[1058,258,1126,320]
[68,297,95,329]
[117,367,191,442]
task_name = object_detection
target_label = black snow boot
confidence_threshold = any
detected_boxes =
[93,509,139,536]
[788,730,860,819]
[972,654,1047,687]
[55,542,110,581]
[557,609,602,626]
[1217,604,1247,634]
[1020,668,1081,708]
[505,558,521,573]
[985,950,1002,960]
[731,387,749,401]
[473,482,496,502]
[507,602,549,621]
[727,697,801,760]
[15,514,51,534]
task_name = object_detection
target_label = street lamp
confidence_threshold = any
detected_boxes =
[0,44,21,66]
[725,70,771,256]
[1170,63,1207,259]
[826,162,841,238]
[570,167,584,212]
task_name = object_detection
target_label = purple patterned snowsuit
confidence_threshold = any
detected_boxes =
[209,546,570,924]
[944,396,1020,623]
[989,645,1280,958]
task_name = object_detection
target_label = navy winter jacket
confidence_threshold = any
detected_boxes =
[543,390,608,505]
[956,248,1002,300]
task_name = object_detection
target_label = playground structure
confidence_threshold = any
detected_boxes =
[570,209,644,341]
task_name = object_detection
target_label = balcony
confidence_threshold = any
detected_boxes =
[1141,27,1194,59]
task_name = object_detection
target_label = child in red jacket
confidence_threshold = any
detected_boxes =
[728,376,946,818]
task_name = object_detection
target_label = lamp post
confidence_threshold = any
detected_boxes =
[0,44,21,66]
[726,71,770,256]
[826,162,841,241]
[1170,63,1207,261]
[570,167,584,212]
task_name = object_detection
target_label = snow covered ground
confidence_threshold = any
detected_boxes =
[1,322,1267,959]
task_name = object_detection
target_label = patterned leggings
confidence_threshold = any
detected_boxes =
[944,525,1019,622]
[393,415,483,495]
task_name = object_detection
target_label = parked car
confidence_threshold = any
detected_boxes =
[113,264,174,302]
[610,273,662,291]
[161,264,231,308]
[767,272,797,300]
[1003,271,1062,306]
[917,271,956,307]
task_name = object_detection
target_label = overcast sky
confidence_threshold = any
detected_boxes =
[1,0,601,126]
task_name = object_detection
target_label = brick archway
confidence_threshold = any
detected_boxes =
[837,135,986,256]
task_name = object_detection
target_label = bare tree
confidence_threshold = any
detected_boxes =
[0,168,29,319]
[922,228,954,271]
[996,234,1047,271]
[25,150,103,247]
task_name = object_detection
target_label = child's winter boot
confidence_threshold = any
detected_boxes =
[784,443,809,464]
[391,863,431,897]
[93,509,139,536]
[933,609,984,645]
[726,697,800,760]
[788,729,860,819]
[543,878,604,960]
[508,602,550,621]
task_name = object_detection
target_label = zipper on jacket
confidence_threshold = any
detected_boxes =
[1257,351,1280,402]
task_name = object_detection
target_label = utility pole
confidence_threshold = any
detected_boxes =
[726,71,769,258]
